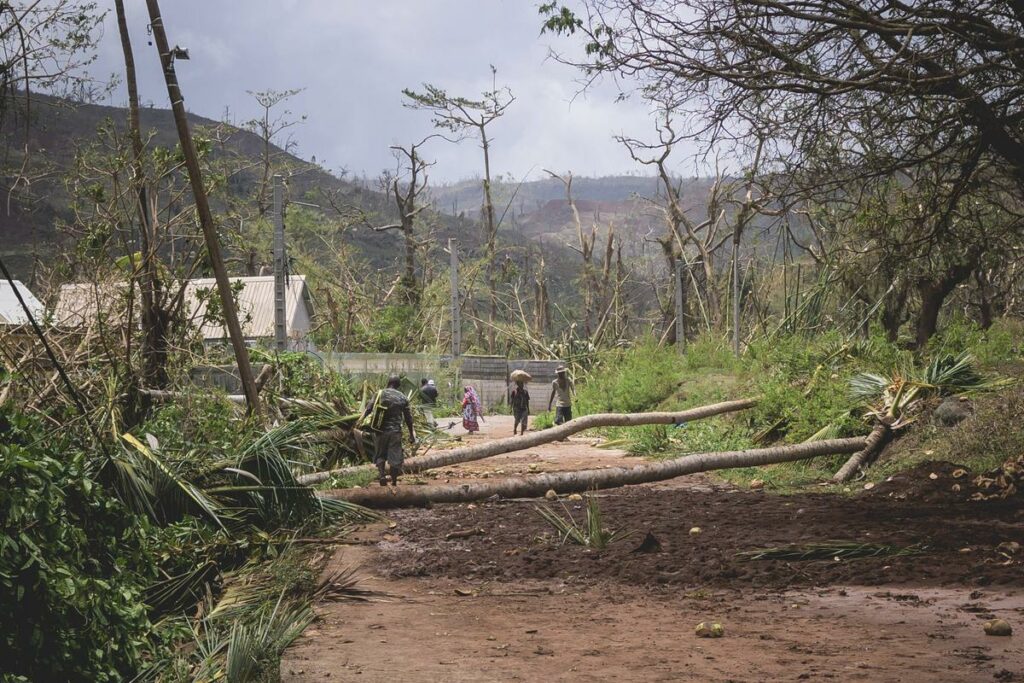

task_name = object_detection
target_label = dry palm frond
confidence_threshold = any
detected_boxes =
[738,540,927,562]
[313,566,383,603]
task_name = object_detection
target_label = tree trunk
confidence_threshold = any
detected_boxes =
[115,0,168,391]
[914,261,974,348]
[298,399,757,485]
[831,421,891,483]
[145,0,261,416]
[324,437,865,509]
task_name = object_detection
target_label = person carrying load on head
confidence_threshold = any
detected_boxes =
[419,378,439,428]
[509,368,532,435]
[547,365,574,426]
[363,375,416,488]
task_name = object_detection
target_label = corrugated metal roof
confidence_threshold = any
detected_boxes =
[184,275,312,340]
[52,282,130,328]
[53,275,313,340]
[0,280,45,325]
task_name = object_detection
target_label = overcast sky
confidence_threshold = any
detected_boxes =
[88,0,701,184]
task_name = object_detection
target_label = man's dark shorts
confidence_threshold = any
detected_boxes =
[513,408,529,426]
[373,431,404,467]
[554,406,572,425]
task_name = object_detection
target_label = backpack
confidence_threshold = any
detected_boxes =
[366,390,388,431]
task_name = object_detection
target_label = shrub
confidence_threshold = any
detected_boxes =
[0,412,156,681]
[575,340,681,414]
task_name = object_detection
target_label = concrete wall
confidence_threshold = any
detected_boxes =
[190,353,564,415]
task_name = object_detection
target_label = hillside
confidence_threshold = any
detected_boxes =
[0,93,478,282]
[427,174,789,257]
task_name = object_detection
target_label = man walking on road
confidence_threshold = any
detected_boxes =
[547,366,574,426]
[364,375,416,487]
[420,378,439,428]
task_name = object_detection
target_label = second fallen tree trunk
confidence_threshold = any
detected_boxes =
[322,436,866,509]
[298,398,757,485]
[831,421,892,483]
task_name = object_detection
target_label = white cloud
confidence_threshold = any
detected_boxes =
[89,0,700,182]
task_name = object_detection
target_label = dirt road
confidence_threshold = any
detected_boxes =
[282,416,1024,682]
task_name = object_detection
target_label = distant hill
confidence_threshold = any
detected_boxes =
[0,93,478,282]
[426,174,788,255]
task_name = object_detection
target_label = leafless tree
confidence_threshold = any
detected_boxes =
[403,67,514,351]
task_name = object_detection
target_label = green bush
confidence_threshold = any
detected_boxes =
[0,412,156,682]
[575,340,681,414]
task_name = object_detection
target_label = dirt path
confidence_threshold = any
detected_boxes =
[283,417,1024,681]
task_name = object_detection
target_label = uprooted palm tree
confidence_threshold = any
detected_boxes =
[833,352,1009,482]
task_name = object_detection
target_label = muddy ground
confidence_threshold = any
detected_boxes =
[283,417,1024,682]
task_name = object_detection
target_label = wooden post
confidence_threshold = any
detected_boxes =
[449,238,460,357]
[145,0,260,415]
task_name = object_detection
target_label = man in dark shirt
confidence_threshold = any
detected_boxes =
[420,378,439,428]
[364,375,416,487]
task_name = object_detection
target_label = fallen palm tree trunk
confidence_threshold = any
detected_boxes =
[831,421,891,483]
[322,436,865,509]
[298,398,757,485]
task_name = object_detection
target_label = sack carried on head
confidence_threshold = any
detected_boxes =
[510,369,532,383]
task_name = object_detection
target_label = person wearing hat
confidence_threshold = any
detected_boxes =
[547,366,574,426]
[363,375,416,487]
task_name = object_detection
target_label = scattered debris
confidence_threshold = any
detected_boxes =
[695,622,725,638]
[632,531,663,554]
[445,528,485,540]
[973,454,1023,500]
[983,619,1013,637]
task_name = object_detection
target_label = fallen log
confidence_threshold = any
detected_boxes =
[831,421,892,483]
[322,436,866,509]
[298,398,757,485]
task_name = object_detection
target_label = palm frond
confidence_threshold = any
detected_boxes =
[121,432,226,528]
[803,422,844,443]
[738,540,927,561]
[143,560,221,618]
[849,373,888,402]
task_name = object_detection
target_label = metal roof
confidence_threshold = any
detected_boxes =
[184,275,312,340]
[0,280,45,325]
[53,275,313,340]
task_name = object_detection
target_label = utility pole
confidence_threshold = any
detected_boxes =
[674,258,685,352]
[732,236,741,357]
[145,0,261,415]
[273,174,287,352]
[449,238,460,357]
